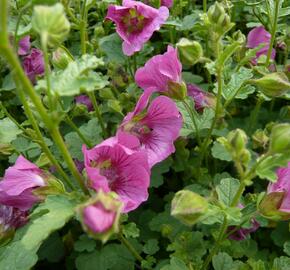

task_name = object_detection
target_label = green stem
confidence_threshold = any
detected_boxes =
[203,0,207,13]
[199,67,223,166]
[80,0,88,55]
[246,95,263,134]
[230,181,246,207]
[15,86,75,190]
[182,100,201,146]
[87,92,107,137]
[202,215,228,270]
[118,232,143,263]
[265,0,280,67]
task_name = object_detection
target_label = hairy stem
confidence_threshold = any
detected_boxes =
[118,232,143,263]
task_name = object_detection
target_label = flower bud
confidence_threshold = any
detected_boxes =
[227,129,248,155]
[177,38,203,65]
[32,3,70,48]
[252,129,269,149]
[269,123,290,153]
[78,191,123,243]
[252,72,290,97]
[167,81,187,101]
[232,30,246,45]
[52,47,74,69]
[171,190,208,226]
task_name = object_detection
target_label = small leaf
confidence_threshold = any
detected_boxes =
[123,222,140,238]
[216,178,240,206]
[212,252,234,270]
[160,257,188,270]
[143,239,159,255]
[211,141,232,161]
[74,235,96,253]
[0,118,22,144]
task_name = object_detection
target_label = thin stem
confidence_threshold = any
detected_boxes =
[265,0,280,66]
[230,181,246,207]
[199,67,223,166]
[246,96,263,134]
[87,92,107,137]
[118,232,143,263]
[203,0,207,13]
[80,0,88,55]
[15,85,75,190]
[182,100,201,146]
[202,215,228,270]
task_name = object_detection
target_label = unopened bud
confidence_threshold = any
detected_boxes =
[177,38,203,65]
[52,47,74,69]
[252,72,290,97]
[171,190,208,226]
[269,123,290,153]
[252,129,269,149]
[232,30,246,45]
[32,3,70,48]
[227,129,248,154]
[167,81,187,101]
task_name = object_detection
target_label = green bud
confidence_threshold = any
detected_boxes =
[171,190,208,226]
[177,38,203,65]
[232,30,246,45]
[32,3,70,48]
[94,25,105,38]
[252,129,269,149]
[167,81,187,101]
[52,47,74,69]
[252,72,290,97]
[269,123,290,153]
[227,129,248,155]
[258,192,290,221]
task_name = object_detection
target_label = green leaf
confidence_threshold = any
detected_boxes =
[272,256,290,270]
[160,257,188,270]
[283,241,290,256]
[74,235,96,253]
[123,222,140,238]
[36,55,108,96]
[21,195,75,250]
[211,141,232,161]
[222,67,254,100]
[151,158,173,188]
[99,33,127,64]
[75,244,134,270]
[1,73,16,91]
[0,227,38,270]
[143,239,159,255]
[212,252,234,270]
[216,178,240,206]
[256,153,290,181]
[0,118,22,144]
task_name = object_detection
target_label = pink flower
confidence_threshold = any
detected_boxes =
[246,26,276,65]
[106,0,169,56]
[117,92,182,168]
[228,204,260,241]
[18,36,31,56]
[135,46,186,99]
[75,95,93,112]
[187,83,216,112]
[22,48,45,83]
[0,156,46,211]
[161,0,173,8]
[267,162,290,213]
[82,138,150,213]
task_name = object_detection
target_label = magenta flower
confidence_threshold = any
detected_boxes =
[22,48,45,83]
[228,204,260,241]
[187,83,216,112]
[117,92,182,168]
[18,36,31,56]
[106,0,169,56]
[0,205,28,234]
[246,26,276,65]
[161,0,173,8]
[267,162,290,213]
[75,95,93,112]
[83,137,150,213]
[0,156,46,211]
[135,46,186,99]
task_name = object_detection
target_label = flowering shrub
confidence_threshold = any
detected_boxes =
[0,0,290,269]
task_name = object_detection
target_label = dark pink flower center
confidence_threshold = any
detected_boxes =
[91,160,118,188]
[124,121,151,138]
[122,8,149,34]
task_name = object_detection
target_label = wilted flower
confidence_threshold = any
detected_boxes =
[79,191,123,243]
[0,205,28,235]
[246,26,276,65]
[75,95,93,112]
[187,83,216,111]
[228,204,260,241]
[18,36,31,56]
[117,92,182,168]
[82,137,150,213]
[106,0,169,56]
[0,155,46,210]
[22,48,45,83]
[135,46,186,100]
